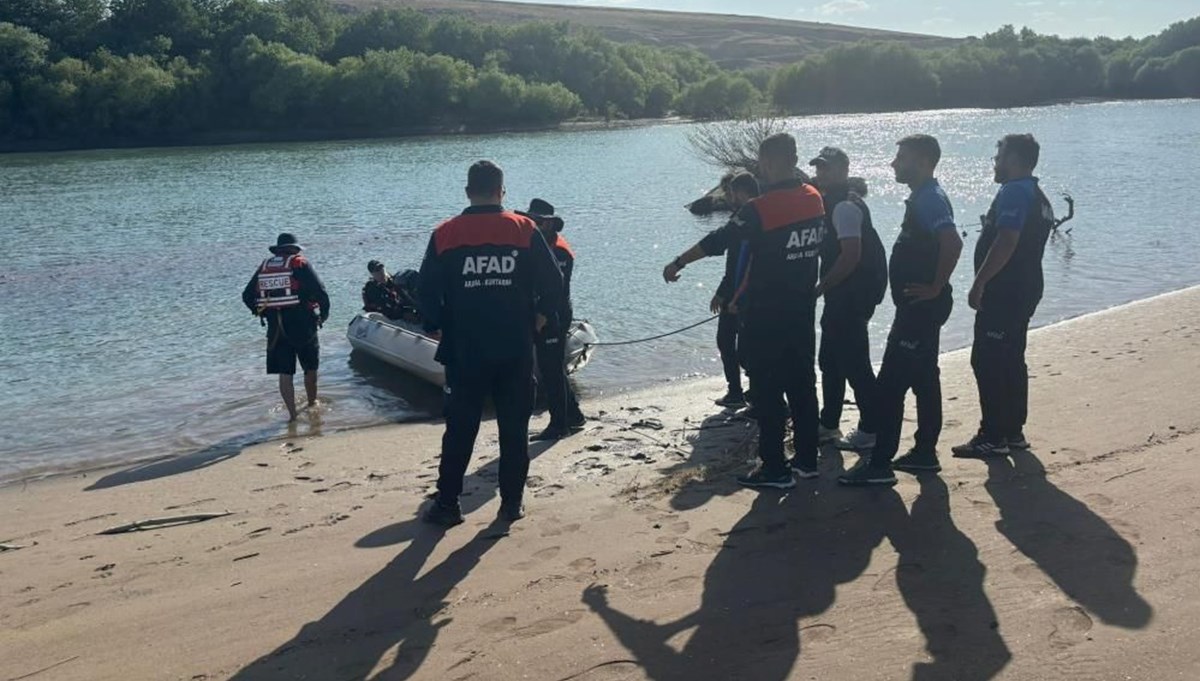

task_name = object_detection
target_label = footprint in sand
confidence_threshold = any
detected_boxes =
[570,557,598,573]
[480,616,518,634]
[541,523,582,538]
[625,560,663,583]
[1049,605,1094,648]
[511,610,586,639]
[801,623,838,645]
[513,546,562,571]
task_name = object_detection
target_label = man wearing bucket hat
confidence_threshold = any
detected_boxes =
[521,199,587,442]
[242,233,331,421]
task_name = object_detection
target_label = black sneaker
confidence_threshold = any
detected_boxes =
[788,457,820,480]
[951,433,1010,459]
[498,501,526,522]
[567,414,587,433]
[715,391,747,408]
[1006,432,1030,450]
[837,458,897,487]
[423,496,464,527]
[531,426,567,443]
[736,467,797,490]
[893,448,942,474]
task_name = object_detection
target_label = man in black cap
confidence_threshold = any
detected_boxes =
[242,233,331,421]
[418,162,564,526]
[361,259,405,319]
[810,147,888,453]
[523,198,587,442]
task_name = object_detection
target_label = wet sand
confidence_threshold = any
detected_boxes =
[3,287,1199,681]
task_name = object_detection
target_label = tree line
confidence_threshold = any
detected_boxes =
[771,19,1200,114]
[0,1,1197,150]
[0,0,748,147]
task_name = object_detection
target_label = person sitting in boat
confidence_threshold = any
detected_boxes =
[362,260,407,320]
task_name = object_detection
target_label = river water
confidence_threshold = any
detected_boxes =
[2,99,1198,481]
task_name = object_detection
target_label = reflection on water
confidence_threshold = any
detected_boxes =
[2,99,1198,480]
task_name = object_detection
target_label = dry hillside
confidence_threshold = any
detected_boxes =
[341,0,958,69]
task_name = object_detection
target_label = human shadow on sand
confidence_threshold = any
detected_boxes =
[888,474,1012,681]
[583,450,903,680]
[984,449,1153,629]
[227,519,509,680]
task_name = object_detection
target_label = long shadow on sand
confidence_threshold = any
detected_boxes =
[227,519,509,680]
[889,475,1011,680]
[984,449,1153,629]
[583,450,904,680]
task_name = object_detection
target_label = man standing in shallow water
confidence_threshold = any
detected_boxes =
[242,233,330,421]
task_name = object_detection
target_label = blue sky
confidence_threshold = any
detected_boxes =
[508,0,1197,38]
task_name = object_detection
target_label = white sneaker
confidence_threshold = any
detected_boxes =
[836,428,877,451]
[818,425,843,444]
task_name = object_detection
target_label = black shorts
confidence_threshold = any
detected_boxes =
[266,333,320,375]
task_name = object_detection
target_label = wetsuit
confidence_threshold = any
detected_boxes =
[536,232,584,430]
[418,205,563,507]
[817,185,888,434]
[972,177,1054,441]
[699,179,826,474]
[242,253,330,375]
[872,179,957,464]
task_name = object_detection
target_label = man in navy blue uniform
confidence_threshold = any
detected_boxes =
[954,134,1055,459]
[841,135,963,486]
[418,161,564,526]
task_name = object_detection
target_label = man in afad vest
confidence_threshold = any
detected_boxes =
[841,134,963,486]
[954,134,1055,459]
[810,146,888,453]
[523,199,587,442]
[664,133,826,489]
[242,233,331,421]
[418,161,564,526]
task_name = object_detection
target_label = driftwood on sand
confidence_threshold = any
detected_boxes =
[96,512,233,535]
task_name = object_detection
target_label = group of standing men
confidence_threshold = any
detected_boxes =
[243,130,1054,526]
[668,131,1054,490]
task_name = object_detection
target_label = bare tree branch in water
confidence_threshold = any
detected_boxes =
[686,115,790,176]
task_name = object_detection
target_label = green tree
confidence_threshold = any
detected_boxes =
[330,8,430,60]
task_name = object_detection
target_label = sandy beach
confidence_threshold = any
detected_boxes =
[3,286,1199,681]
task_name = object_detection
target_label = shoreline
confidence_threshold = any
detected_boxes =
[3,280,1199,680]
[5,281,1197,488]
[2,97,1190,156]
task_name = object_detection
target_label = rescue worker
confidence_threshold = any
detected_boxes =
[418,161,563,526]
[523,199,588,442]
[954,134,1054,458]
[810,147,888,451]
[664,133,826,489]
[840,134,963,486]
[361,259,405,319]
[241,233,330,421]
[710,172,760,408]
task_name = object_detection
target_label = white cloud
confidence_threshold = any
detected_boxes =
[815,0,871,17]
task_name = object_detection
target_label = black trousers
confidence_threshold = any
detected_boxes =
[437,352,534,505]
[971,308,1032,439]
[818,304,878,432]
[536,328,583,429]
[741,311,818,473]
[716,311,743,394]
[873,300,951,464]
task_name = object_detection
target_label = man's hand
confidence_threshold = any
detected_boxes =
[663,260,683,283]
[535,314,548,333]
[904,283,943,303]
[968,281,985,311]
[710,295,724,315]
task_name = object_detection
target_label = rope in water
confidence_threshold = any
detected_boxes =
[586,315,720,348]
